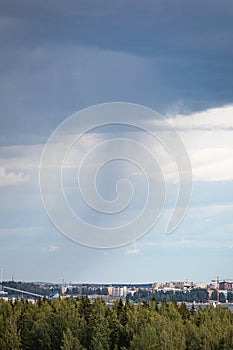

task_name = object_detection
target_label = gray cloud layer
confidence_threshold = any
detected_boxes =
[0,0,233,145]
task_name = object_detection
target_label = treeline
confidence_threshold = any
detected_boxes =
[3,281,58,297]
[65,286,109,296]
[131,288,208,303]
[1,297,233,349]
[130,288,233,303]
[3,282,109,298]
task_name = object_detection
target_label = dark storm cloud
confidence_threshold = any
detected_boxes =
[0,0,233,144]
[1,0,233,55]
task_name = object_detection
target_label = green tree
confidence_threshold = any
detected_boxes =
[61,328,85,350]
[51,298,81,349]
[178,302,190,320]
[89,298,110,350]
[184,321,201,350]
[219,292,226,303]
[211,290,218,301]
[106,308,121,350]
[78,297,92,349]
[150,297,159,312]
[227,291,233,302]
[224,326,233,349]
[30,307,52,350]
[15,299,36,350]
[130,323,159,350]
[2,314,21,350]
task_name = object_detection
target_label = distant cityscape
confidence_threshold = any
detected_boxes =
[1,274,233,304]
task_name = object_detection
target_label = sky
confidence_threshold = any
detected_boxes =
[0,0,233,284]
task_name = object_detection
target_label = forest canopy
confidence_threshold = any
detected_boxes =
[0,297,233,350]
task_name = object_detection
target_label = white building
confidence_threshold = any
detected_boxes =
[109,286,128,298]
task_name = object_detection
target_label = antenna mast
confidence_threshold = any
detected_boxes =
[0,267,3,291]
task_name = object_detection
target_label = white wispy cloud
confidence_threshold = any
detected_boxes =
[1,105,233,189]
[0,167,30,186]
[142,238,233,250]
[126,245,141,255]
[45,245,60,253]
[166,105,233,131]
[146,104,233,183]
[0,144,43,187]
[178,105,233,182]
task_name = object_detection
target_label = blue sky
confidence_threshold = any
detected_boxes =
[0,0,233,283]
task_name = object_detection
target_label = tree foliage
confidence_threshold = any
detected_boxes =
[0,297,233,349]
